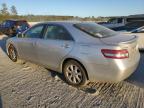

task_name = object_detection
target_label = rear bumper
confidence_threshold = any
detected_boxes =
[87,52,140,83]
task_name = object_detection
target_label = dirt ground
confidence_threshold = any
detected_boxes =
[0,35,144,108]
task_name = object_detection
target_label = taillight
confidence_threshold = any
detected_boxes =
[101,49,129,59]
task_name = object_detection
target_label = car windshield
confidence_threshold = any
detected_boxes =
[74,23,118,38]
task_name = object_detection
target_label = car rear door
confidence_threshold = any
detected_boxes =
[36,24,74,70]
[16,24,46,62]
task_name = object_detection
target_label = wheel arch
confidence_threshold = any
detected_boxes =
[61,58,89,80]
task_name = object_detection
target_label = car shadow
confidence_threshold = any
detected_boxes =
[47,69,66,82]
[0,95,3,108]
[47,69,98,94]
[126,53,144,88]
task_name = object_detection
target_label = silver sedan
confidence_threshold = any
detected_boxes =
[6,22,140,86]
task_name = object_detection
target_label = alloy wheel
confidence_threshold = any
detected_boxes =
[8,45,17,62]
[65,64,83,84]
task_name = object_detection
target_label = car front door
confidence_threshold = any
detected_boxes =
[16,24,46,62]
[36,24,74,70]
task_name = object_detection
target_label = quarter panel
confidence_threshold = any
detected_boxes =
[65,43,122,81]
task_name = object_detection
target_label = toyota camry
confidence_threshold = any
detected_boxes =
[6,22,140,86]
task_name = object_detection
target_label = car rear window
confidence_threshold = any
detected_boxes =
[74,23,118,38]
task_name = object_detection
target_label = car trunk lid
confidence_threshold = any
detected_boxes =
[100,34,137,45]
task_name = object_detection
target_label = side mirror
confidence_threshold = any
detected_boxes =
[17,33,24,38]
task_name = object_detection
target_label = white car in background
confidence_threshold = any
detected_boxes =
[122,26,144,50]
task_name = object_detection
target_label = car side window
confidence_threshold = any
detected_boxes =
[45,25,73,41]
[24,25,44,38]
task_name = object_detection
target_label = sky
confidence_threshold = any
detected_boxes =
[0,0,144,17]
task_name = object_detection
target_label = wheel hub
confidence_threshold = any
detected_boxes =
[66,65,82,84]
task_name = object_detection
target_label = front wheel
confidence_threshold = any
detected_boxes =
[8,44,17,62]
[63,60,88,86]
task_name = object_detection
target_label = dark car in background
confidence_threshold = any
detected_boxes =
[111,21,144,31]
[0,19,30,36]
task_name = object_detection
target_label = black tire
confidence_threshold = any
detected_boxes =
[63,60,88,87]
[8,44,17,62]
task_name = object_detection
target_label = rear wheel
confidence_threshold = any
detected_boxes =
[8,44,17,62]
[63,60,88,86]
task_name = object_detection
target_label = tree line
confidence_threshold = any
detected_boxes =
[0,3,109,23]
[0,3,17,16]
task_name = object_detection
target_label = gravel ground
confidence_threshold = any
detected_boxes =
[0,35,144,108]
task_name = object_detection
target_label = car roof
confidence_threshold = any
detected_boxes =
[36,21,84,26]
